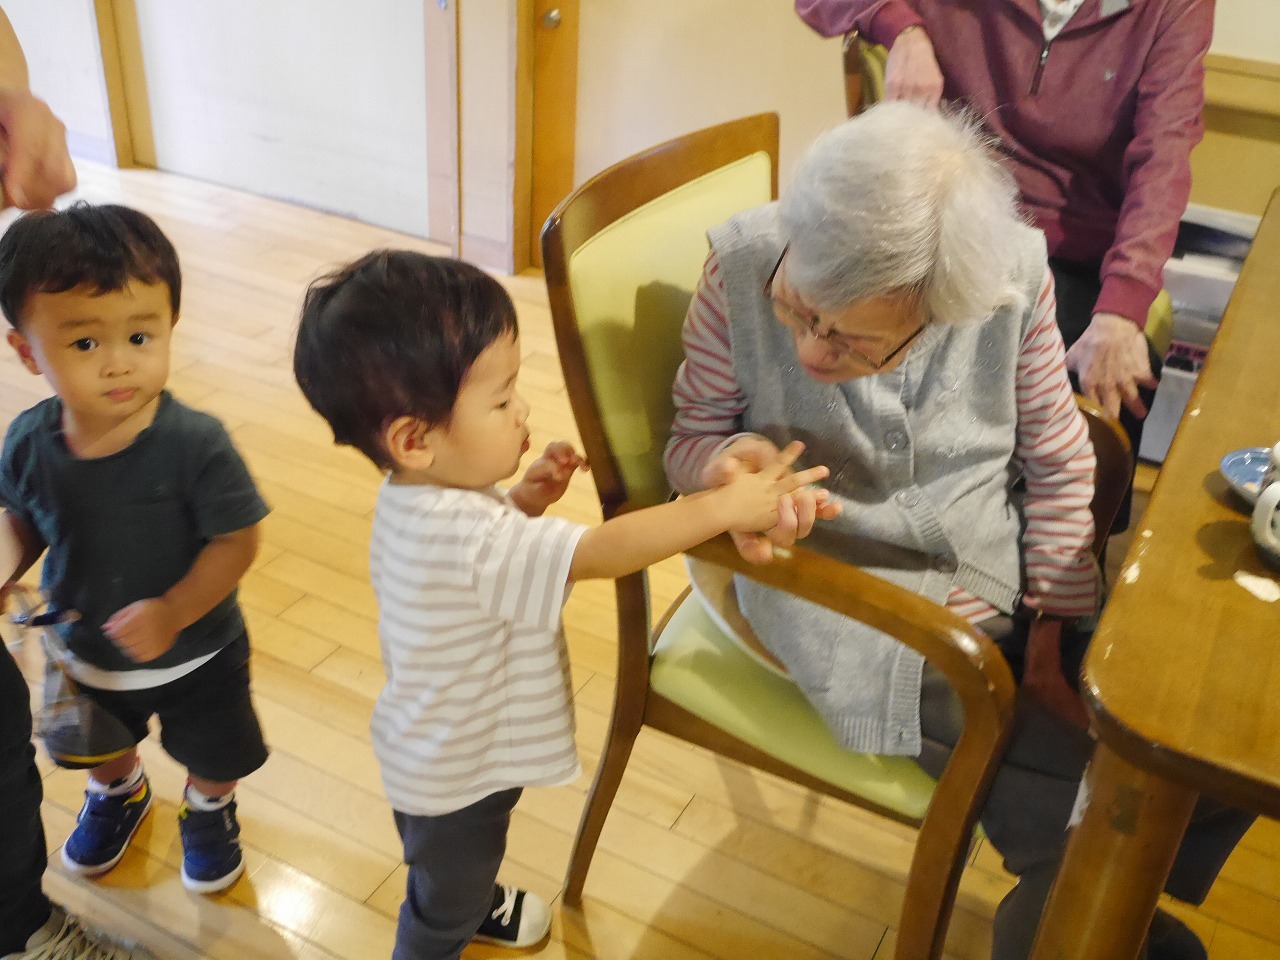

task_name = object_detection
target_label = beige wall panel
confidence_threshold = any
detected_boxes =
[458,0,519,272]
[1212,0,1280,65]
[129,0,433,238]
[573,0,846,189]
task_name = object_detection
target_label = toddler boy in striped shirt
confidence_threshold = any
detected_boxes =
[293,251,830,960]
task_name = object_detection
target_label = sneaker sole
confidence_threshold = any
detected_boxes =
[472,930,549,949]
[181,854,245,894]
[59,792,153,877]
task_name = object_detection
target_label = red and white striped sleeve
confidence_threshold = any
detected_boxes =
[664,250,749,494]
[1016,267,1100,618]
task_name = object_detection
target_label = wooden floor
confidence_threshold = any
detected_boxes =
[6,163,1280,960]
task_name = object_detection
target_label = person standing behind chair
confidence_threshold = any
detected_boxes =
[797,0,1212,512]
[0,8,160,958]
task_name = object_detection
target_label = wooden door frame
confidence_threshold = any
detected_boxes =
[514,0,579,272]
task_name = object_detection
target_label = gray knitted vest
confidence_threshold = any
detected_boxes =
[710,204,1046,754]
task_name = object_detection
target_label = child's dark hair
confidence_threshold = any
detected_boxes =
[293,251,519,470]
[0,203,181,328]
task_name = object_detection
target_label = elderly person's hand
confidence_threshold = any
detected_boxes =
[1023,617,1090,730]
[701,436,842,564]
[1065,312,1158,420]
[0,85,75,209]
[884,26,944,108]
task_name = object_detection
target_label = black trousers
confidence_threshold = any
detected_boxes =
[392,788,522,960]
[0,646,53,952]
[1048,257,1163,531]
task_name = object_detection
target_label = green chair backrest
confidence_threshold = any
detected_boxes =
[564,150,774,508]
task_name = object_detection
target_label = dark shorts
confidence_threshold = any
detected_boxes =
[78,632,268,783]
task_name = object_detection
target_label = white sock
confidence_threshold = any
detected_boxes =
[88,760,144,796]
[185,784,234,811]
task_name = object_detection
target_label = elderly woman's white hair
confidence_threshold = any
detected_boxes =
[778,101,1027,327]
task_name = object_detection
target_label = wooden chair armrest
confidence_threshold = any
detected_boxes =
[684,533,1017,733]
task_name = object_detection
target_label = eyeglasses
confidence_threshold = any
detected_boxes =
[763,246,926,370]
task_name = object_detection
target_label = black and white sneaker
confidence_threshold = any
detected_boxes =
[473,884,551,949]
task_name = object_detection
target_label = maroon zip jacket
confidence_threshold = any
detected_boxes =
[796,0,1214,328]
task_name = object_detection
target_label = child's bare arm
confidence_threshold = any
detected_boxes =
[104,523,261,663]
[569,442,828,581]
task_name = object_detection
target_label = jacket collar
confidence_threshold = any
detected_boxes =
[1007,0,1140,33]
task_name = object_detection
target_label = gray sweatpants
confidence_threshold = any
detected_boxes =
[392,788,522,960]
[916,615,1255,960]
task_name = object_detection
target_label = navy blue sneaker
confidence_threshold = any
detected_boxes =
[473,884,551,948]
[178,794,245,893]
[60,775,152,876]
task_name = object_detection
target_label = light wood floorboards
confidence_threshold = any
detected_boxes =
[5,163,1278,959]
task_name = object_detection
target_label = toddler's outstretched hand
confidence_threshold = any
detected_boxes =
[104,598,180,663]
[717,441,830,535]
[510,441,589,516]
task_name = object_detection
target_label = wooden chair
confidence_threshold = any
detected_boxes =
[1075,394,1133,557]
[843,31,888,116]
[690,394,1131,678]
[541,113,1021,960]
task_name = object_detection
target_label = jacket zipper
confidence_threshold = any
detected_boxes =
[1030,39,1052,95]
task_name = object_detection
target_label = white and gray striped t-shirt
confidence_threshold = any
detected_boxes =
[369,481,587,816]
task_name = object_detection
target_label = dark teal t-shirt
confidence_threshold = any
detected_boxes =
[0,390,269,673]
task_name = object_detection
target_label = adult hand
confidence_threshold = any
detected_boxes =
[1064,312,1158,420]
[702,436,841,564]
[883,27,944,108]
[1022,617,1089,730]
[0,85,76,209]
[103,597,181,663]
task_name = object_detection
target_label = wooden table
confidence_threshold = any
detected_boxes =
[1031,188,1280,959]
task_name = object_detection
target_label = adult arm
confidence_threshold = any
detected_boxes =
[664,250,749,494]
[0,510,43,586]
[0,9,76,208]
[1017,269,1099,620]
[1017,270,1099,726]
[664,251,837,564]
[572,446,828,580]
[795,0,922,46]
[796,0,941,107]
[1067,0,1213,418]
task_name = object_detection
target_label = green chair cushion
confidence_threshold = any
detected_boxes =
[650,592,938,822]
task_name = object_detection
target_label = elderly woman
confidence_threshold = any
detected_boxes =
[664,103,1248,960]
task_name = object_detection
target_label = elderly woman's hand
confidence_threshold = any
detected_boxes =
[702,436,842,564]
[1023,617,1090,730]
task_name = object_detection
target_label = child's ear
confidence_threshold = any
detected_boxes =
[383,415,436,471]
[6,330,40,375]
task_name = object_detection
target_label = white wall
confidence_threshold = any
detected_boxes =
[458,2,518,268]
[574,1,847,189]
[130,0,432,237]
[1211,0,1280,64]
[6,0,116,163]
